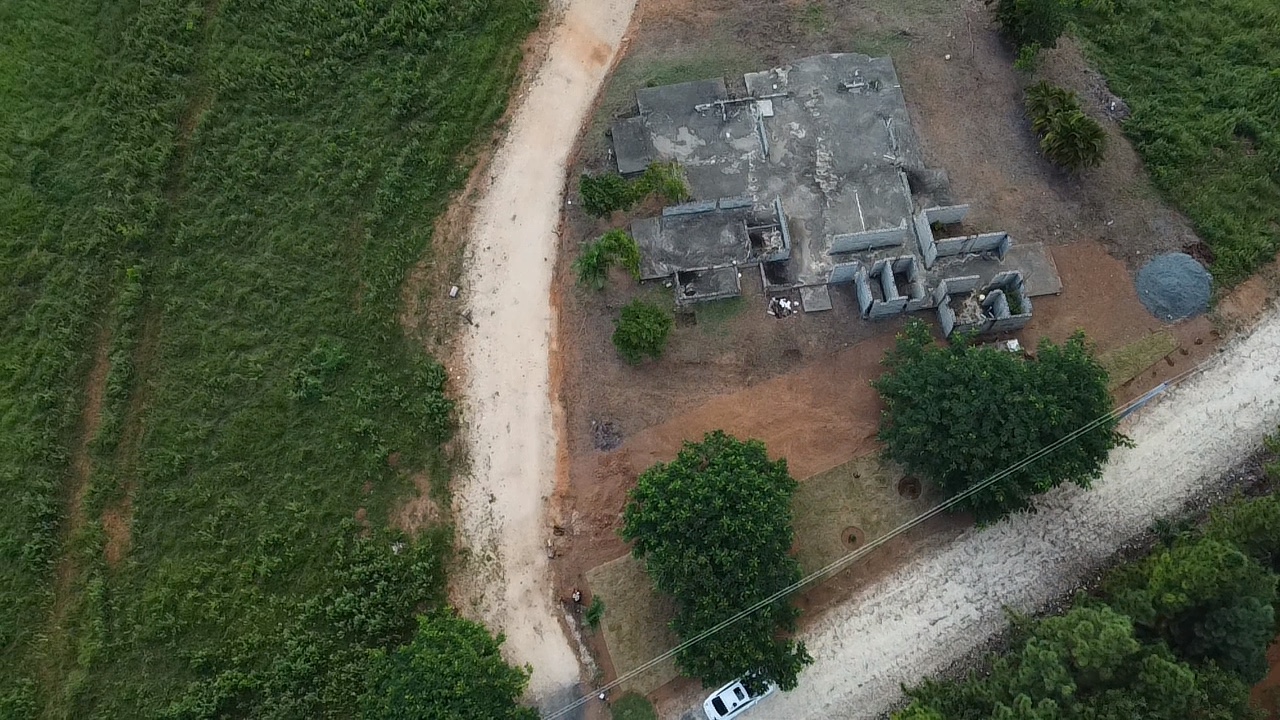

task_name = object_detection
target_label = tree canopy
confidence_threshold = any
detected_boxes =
[899,605,1261,720]
[621,431,812,690]
[1104,538,1277,682]
[360,612,536,720]
[873,320,1124,522]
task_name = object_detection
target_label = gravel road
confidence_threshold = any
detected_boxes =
[451,0,637,710]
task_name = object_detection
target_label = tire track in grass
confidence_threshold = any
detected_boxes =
[99,0,223,571]
[38,322,111,701]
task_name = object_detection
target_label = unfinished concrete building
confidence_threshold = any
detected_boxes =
[610,53,1062,336]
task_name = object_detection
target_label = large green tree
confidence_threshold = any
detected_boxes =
[360,612,537,720]
[1105,538,1277,682]
[873,321,1124,522]
[621,431,812,690]
[899,605,1260,720]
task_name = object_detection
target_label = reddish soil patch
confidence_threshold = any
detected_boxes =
[102,497,133,567]
[101,307,162,570]
[390,471,442,536]
[41,323,112,685]
[1024,243,1220,405]
[1254,640,1280,719]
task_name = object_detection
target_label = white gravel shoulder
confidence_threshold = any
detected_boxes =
[757,307,1280,719]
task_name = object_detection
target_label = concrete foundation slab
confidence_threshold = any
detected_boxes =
[611,116,652,175]
[800,285,833,312]
[935,243,1062,297]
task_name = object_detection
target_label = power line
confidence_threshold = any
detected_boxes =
[544,355,1214,719]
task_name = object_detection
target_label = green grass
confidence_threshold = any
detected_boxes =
[694,297,746,336]
[1,0,540,716]
[1098,331,1177,390]
[585,555,681,696]
[1078,0,1280,285]
[610,692,658,720]
[791,455,938,575]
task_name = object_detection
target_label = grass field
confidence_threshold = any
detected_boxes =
[1,0,539,716]
[1079,0,1280,285]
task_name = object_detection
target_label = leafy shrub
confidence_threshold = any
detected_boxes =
[1025,81,1078,131]
[585,595,605,629]
[612,300,674,364]
[579,162,689,218]
[635,162,690,204]
[1025,81,1107,171]
[1013,42,1042,72]
[360,612,537,720]
[1041,109,1108,170]
[1105,538,1277,683]
[897,604,1260,720]
[996,0,1071,49]
[580,174,637,218]
[1206,493,1280,572]
[574,241,612,289]
[574,229,642,289]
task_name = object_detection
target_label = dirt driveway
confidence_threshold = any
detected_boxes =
[450,0,638,709]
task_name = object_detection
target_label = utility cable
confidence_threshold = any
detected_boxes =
[544,354,1215,719]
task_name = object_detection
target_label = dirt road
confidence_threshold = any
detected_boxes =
[451,0,637,709]
[732,307,1280,719]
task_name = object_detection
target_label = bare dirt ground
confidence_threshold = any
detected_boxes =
[448,0,639,711]
[727,302,1280,720]
[550,0,1248,708]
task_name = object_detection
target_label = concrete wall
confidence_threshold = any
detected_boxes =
[941,274,981,295]
[937,302,956,337]
[914,211,938,269]
[984,271,1032,332]
[925,204,970,225]
[662,200,717,216]
[771,197,793,263]
[855,266,873,316]
[719,196,754,210]
[829,262,860,284]
[830,224,909,253]
[934,232,1010,259]
[870,296,908,319]
[930,279,950,309]
[874,259,901,302]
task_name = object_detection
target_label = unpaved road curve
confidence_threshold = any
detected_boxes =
[452,0,637,710]
[739,307,1280,719]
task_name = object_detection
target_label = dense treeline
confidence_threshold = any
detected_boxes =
[895,452,1280,719]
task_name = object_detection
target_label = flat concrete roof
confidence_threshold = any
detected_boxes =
[617,54,926,286]
[633,209,752,279]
